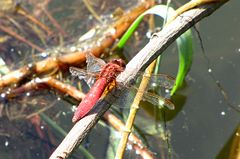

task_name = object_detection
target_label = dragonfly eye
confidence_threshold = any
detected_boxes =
[110,59,126,68]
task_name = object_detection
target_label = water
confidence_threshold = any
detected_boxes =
[161,0,240,158]
[0,0,239,158]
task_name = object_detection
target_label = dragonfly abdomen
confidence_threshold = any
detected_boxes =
[72,78,107,122]
[71,58,125,123]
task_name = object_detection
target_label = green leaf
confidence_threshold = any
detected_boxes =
[117,5,174,49]
[171,29,193,95]
[105,127,120,159]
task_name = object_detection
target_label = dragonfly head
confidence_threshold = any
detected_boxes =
[109,59,126,68]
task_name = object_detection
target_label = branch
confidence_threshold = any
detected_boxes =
[50,1,229,159]
[117,1,228,85]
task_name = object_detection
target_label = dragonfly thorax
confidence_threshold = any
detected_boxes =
[99,59,125,83]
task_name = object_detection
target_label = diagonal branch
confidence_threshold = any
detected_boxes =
[117,1,228,85]
[49,1,229,159]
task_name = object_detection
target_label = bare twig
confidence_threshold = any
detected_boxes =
[41,7,67,37]
[115,60,157,159]
[115,0,157,156]
[0,25,44,52]
[16,6,54,35]
[82,0,102,23]
[33,0,52,17]
[8,77,85,101]
[117,1,228,85]
[49,1,229,159]
[103,112,155,159]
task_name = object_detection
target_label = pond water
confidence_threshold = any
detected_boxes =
[0,0,239,159]
[163,0,240,158]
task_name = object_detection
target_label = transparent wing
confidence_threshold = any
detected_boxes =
[69,53,106,87]
[149,73,175,89]
[141,91,175,110]
[136,73,175,89]
[131,85,175,110]
[86,53,106,73]
[69,67,97,87]
[113,70,175,109]
[110,86,175,110]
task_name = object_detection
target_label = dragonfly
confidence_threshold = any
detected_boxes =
[70,53,175,123]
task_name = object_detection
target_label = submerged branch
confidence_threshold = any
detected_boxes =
[0,0,153,88]
[0,25,44,52]
[8,77,85,100]
[49,1,229,158]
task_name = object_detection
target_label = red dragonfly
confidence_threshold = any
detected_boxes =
[70,53,175,123]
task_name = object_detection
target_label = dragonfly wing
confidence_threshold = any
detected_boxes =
[139,73,175,89]
[86,53,106,73]
[69,66,96,87]
[112,84,175,110]
[141,91,175,110]
[129,85,175,110]
[110,88,138,110]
